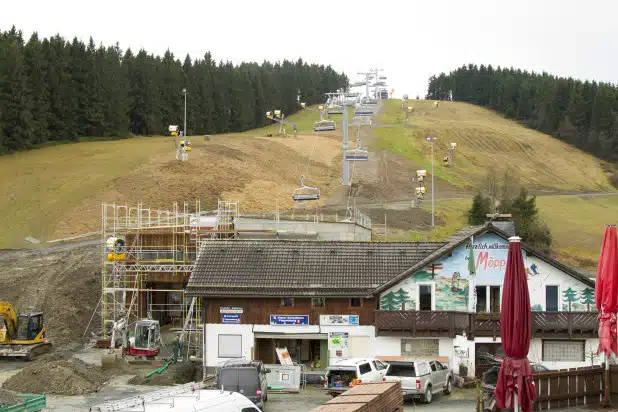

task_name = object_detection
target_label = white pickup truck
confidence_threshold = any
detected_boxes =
[323,358,390,396]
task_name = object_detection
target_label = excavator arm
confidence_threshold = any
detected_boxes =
[0,302,18,342]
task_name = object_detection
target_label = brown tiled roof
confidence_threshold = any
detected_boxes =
[186,241,445,297]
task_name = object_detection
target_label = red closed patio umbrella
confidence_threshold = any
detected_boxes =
[594,224,618,405]
[495,236,536,412]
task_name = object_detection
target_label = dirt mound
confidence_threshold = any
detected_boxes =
[0,389,22,406]
[0,242,101,345]
[128,362,199,386]
[3,356,109,395]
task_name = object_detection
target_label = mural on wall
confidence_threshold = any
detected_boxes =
[379,232,596,312]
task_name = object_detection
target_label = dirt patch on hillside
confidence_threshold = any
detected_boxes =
[52,135,342,239]
[3,353,109,395]
[0,242,101,345]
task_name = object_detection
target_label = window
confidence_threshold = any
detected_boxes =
[241,408,260,412]
[545,286,559,312]
[489,286,501,312]
[350,298,362,307]
[543,340,584,362]
[218,334,242,358]
[373,360,387,370]
[401,339,439,357]
[418,284,433,310]
[358,363,372,375]
[388,364,416,377]
[439,362,449,370]
[311,298,325,307]
[281,297,294,307]
[430,361,437,372]
[417,362,430,375]
[476,286,487,312]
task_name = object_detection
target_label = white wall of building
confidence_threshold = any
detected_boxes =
[205,324,254,367]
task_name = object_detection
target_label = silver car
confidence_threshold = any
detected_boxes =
[383,359,453,403]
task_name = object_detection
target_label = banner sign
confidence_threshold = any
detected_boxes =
[270,315,309,326]
[454,346,469,359]
[320,315,359,326]
[220,306,243,314]
[221,313,241,324]
[328,332,349,358]
[276,347,294,366]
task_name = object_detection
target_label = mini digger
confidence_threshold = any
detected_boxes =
[0,302,51,359]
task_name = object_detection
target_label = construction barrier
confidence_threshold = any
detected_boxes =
[264,364,302,393]
[0,394,47,412]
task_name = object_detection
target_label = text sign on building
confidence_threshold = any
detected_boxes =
[320,315,359,326]
[328,332,349,359]
[270,315,309,326]
[454,346,469,359]
[220,306,243,314]
[221,313,241,324]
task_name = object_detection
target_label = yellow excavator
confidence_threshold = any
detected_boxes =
[0,302,51,359]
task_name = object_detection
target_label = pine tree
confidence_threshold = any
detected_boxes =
[468,194,490,225]
[562,287,578,311]
[580,288,595,311]
[394,288,411,310]
[380,291,400,311]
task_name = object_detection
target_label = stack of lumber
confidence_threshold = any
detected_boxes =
[312,382,403,412]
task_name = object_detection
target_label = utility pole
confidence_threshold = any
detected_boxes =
[182,88,187,138]
[426,136,438,227]
[342,100,350,186]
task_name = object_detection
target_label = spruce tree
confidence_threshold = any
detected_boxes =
[468,194,490,225]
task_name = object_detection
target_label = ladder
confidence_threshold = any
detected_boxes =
[89,382,203,411]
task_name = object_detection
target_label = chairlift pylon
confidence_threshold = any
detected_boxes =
[292,175,320,201]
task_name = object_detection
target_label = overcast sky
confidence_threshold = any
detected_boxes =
[3,0,617,98]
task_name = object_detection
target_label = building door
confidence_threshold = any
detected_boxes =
[255,339,275,364]
[475,342,504,378]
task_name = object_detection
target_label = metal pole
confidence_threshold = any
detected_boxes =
[342,101,350,186]
[604,353,611,406]
[183,90,187,138]
[431,141,435,227]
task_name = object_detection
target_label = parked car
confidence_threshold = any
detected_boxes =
[383,359,453,404]
[324,358,390,396]
[216,359,270,410]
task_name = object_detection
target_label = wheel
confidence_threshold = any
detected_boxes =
[422,385,432,404]
[443,378,452,395]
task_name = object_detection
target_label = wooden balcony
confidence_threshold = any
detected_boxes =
[374,310,599,339]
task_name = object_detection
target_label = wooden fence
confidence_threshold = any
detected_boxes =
[532,366,603,411]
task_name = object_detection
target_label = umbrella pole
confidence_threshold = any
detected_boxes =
[514,392,519,412]
[604,352,611,407]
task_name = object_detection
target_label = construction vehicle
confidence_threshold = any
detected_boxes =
[0,302,51,359]
[108,317,161,359]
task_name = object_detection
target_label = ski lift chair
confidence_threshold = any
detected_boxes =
[345,139,369,161]
[327,105,343,115]
[292,176,320,201]
[313,119,336,132]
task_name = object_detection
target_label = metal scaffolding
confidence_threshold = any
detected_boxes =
[101,200,239,339]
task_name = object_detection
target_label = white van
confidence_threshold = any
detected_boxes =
[324,358,390,396]
[90,387,261,412]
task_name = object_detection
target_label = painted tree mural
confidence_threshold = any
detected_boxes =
[380,291,399,311]
[394,288,411,310]
[580,288,595,312]
[563,287,578,312]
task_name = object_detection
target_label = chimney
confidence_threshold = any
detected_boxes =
[486,213,516,237]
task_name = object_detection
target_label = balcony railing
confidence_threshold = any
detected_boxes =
[374,310,599,339]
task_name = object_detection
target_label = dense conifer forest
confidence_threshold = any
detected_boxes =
[0,26,348,152]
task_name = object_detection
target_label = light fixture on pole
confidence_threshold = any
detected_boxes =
[182,88,187,138]
[426,136,438,227]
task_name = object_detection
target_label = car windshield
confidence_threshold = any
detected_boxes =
[387,364,417,377]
